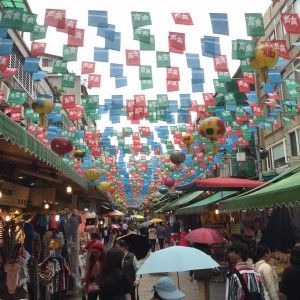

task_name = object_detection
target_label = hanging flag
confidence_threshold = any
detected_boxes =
[126,50,140,66]
[281,13,300,34]
[67,28,85,47]
[7,89,27,104]
[243,72,255,84]
[156,51,171,68]
[201,36,220,57]
[131,12,152,28]
[31,42,47,57]
[210,13,229,35]
[62,45,78,61]
[166,67,180,81]
[213,55,228,72]
[94,47,109,62]
[24,58,40,73]
[52,59,68,74]
[88,10,108,27]
[261,40,290,59]
[32,71,47,81]
[139,65,152,80]
[105,32,121,51]
[57,18,77,35]
[3,68,18,78]
[168,32,185,52]
[30,24,48,41]
[167,80,179,92]
[245,13,265,37]
[140,35,155,51]
[44,9,66,29]
[0,55,9,71]
[81,61,95,74]
[171,13,193,25]
[237,79,250,93]
[61,73,76,88]
[97,24,116,41]
[0,39,14,55]
[88,74,101,88]
[133,28,151,44]
[62,95,76,109]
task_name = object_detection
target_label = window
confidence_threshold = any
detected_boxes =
[272,142,286,168]
[290,128,300,156]
[42,59,53,67]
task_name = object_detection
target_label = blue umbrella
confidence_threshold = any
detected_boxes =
[137,246,219,289]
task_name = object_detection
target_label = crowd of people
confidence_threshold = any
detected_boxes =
[79,219,300,300]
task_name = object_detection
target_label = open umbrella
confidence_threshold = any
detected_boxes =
[131,215,145,219]
[149,218,164,223]
[137,221,152,230]
[185,228,225,244]
[117,233,151,260]
[137,246,219,289]
[105,210,124,217]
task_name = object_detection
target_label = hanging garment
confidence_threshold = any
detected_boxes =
[4,262,21,294]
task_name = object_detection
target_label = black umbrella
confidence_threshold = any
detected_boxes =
[117,233,150,260]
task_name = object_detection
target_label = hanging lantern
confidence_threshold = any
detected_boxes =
[170,151,186,165]
[164,177,175,188]
[250,45,279,83]
[168,163,177,172]
[99,181,111,191]
[32,94,53,127]
[108,185,116,194]
[198,117,226,143]
[182,133,195,153]
[74,149,85,161]
[51,136,73,156]
[85,168,100,181]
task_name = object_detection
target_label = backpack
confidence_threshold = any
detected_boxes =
[233,268,263,300]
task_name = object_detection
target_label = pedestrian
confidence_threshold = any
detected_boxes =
[226,241,268,300]
[148,224,157,253]
[157,222,166,250]
[102,224,110,245]
[279,243,300,300]
[189,243,213,300]
[82,232,100,252]
[178,229,189,247]
[150,276,185,300]
[254,245,279,300]
[97,247,132,300]
[122,220,129,235]
[165,222,172,246]
[107,228,119,250]
[115,239,141,300]
[83,241,105,300]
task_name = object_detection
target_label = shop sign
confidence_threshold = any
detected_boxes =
[0,181,30,208]
[200,209,226,225]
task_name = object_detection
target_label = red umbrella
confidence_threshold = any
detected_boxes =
[185,228,225,244]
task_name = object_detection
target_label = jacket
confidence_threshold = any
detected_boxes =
[254,260,279,300]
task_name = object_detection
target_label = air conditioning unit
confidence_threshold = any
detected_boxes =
[287,157,300,167]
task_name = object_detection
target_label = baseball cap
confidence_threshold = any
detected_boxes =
[151,277,185,300]
[90,241,104,252]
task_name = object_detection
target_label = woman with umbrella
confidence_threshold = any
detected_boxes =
[115,239,141,300]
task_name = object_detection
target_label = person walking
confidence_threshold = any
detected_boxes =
[279,244,300,300]
[82,232,100,252]
[83,241,106,300]
[107,228,119,251]
[226,241,268,300]
[150,277,185,300]
[157,223,166,250]
[115,239,140,300]
[122,221,129,235]
[254,245,279,300]
[148,224,157,253]
[97,247,132,300]
[165,222,172,246]
[189,243,213,300]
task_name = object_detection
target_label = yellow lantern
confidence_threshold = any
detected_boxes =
[32,94,53,127]
[182,133,195,153]
[74,149,85,161]
[85,169,100,181]
[168,164,177,172]
[250,45,279,83]
[99,181,111,191]
[198,117,226,143]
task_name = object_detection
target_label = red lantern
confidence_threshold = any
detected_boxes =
[164,178,175,188]
[51,137,73,155]
[109,186,116,194]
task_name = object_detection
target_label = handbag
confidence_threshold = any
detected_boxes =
[233,268,263,300]
[87,281,100,293]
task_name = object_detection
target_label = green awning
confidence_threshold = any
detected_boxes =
[176,191,237,215]
[220,169,300,211]
[0,0,29,12]
[0,112,88,189]
[162,191,203,211]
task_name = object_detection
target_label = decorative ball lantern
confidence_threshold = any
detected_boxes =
[250,45,279,83]
[170,151,186,165]
[168,163,177,172]
[32,94,53,127]
[109,185,116,194]
[198,117,226,143]
[85,168,100,181]
[182,133,195,153]
[51,136,73,156]
[74,149,85,161]
[99,181,111,192]
[164,177,175,188]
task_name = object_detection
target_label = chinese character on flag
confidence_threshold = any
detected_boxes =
[213,55,228,72]
[31,42,47,57]
[62,95,76,109]
[126,50,140,66]
[81,61,95,74]
[44,9,66,29]
[88,74,101,88]
[0,55,9,71]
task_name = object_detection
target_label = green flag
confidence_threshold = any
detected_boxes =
[156,51,171,68]
[30,24,48,41]
[61,73,76,88]
[140,35,155,51]
[53,59,68,74]
[139,65,152,80]
[141,79,153,90]
[7,89,27,104]
[131,12,152,28]
[245,13,265,37]
[157,94,169,108]
[133,28,151,43]
[62,45,78,62]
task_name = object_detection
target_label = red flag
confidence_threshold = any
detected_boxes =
[62,95,76,109]
[171,13,193,25]
[68,28,85,47]
[88,74,101,88]
[261,40,290,60]
[27,126,38,135]
[168,32,186,51]
[166,67,180,81]
[134,95,146,107]
[167,80,179,92]
[126,50,140,66]
[243,72,255,84]
[68,126,77,132]
[31,42,47,57]
[281,13,300,34]
[213,55,228,72]
[267,92,280,100]
[0,55,9,71]
[237,79,250,93]
[81,61,95,74]
[3,68,18,78]
[56,18,77,35]
[67,110,81,121]
[202,93,215,106]
[252,105,263,116]
[44,9,66,29]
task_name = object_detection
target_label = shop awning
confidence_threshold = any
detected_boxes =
[162,191,203,211]
[0,112,88,190]
[176,191,237,215]
[219,169,300,211]
[0,0,30,12]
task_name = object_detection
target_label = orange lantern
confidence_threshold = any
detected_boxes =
[99,181,111,191]
[182,133,195,153]
[250,45,279,83]
[109,185,116,194]
[85,169,100,181]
